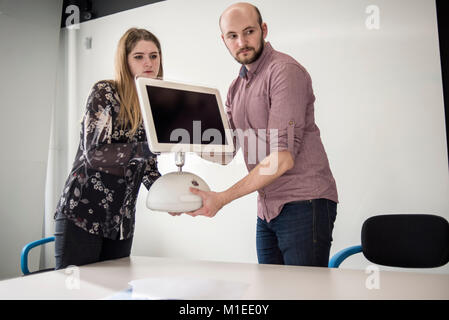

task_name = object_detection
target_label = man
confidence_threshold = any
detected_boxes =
[188,2,338,267]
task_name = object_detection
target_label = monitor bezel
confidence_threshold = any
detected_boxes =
[135,77,235,154]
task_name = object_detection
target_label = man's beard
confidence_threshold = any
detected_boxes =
[234,36,264,65]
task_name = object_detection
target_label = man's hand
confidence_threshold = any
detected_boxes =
[167,212,183,216]
[185,151,293,219]
[185,187,228,218]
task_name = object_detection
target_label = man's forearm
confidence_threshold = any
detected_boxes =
[220,150,294,205]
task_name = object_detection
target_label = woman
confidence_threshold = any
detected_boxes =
[54,28,163,269]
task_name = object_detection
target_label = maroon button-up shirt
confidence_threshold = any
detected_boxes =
[225,42,338,222]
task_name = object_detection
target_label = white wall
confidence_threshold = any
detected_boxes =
[0,0,62,280]
[52,0,449,274]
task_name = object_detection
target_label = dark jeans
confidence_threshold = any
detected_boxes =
[54,213,133,270]
[256,198,337,267]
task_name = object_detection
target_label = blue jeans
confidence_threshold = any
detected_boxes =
[256,199,337,267]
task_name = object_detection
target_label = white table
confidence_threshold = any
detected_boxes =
[0,256,448,299]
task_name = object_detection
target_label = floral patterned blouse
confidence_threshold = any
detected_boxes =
[55,80,161,240]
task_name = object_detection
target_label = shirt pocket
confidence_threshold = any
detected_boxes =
[245,95,269,129]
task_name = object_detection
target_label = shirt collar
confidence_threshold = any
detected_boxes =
[239,65,248,78]
[238,42,273,79]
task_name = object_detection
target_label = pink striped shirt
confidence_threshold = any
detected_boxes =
[225,42,338,222]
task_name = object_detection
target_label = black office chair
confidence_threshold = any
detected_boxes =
[329,214,449,268]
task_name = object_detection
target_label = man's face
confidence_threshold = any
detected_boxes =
[220,7,267,65]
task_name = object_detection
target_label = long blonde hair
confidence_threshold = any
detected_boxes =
[114,28,163,136]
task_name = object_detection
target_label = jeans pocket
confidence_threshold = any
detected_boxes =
[312,201,317,244]
[326,200,337,243]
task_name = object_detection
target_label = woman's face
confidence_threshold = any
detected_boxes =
[127,40,161,78]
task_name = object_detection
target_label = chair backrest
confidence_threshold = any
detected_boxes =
[361,214,449,268]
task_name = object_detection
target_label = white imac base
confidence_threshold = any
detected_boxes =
[146,171,210,213]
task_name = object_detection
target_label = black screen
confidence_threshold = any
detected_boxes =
[146,85,228,145]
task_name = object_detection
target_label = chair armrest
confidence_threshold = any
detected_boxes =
[328,245,362,268]
[20,237,55,275]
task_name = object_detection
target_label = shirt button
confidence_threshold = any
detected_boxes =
[289,120,295,126]
[246,83,251,89]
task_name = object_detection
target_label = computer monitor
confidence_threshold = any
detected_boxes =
[135,77,235,154]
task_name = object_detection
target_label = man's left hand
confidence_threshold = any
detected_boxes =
[186,187,227,218]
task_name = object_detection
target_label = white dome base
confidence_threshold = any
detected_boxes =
[146,171,210,213]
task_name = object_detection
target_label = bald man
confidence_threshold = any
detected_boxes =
[189,3,339,267]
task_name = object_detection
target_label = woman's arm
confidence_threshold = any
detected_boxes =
[81,81,150,176]
[142,155,161,190]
